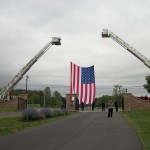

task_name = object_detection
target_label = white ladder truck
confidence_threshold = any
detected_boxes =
[101,29,150,69]
[0,37,61,100]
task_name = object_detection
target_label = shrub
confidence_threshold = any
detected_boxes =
[21,108,69,122]
[62,109,69,115]
[22,108,42,121]
[52,109,64,116]
[41,108,53,118]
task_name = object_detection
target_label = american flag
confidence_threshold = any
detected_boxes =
[70,62,96,104]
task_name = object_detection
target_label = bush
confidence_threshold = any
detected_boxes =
[22,108,42,121]
[52,109,64,116]
[62,109,69,115]
[21,108,69,122]
[41,108,53,118]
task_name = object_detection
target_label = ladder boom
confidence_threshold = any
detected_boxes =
[102,29,150,69]
[0,37,61,100]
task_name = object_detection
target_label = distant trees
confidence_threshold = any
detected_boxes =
[94,97,101,108]
[44,87,51,97]
[113,85,122,97]
[94,95,113,108]
[43,87,51,107]
[10,87,65,108]
[28,87,63,108]
[143,74,150,93]
[113,85,125,107]
[52,91,62,108]
[27,90,44,106]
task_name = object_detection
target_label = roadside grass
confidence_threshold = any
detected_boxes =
[123,110,150,150]
[0,112,78,136]
[0,108,20,112]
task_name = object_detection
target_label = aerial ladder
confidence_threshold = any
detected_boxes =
[0,37,61,100]
[101,29,150,69]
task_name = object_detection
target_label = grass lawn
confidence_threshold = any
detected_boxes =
[0,112,77,136]
[123,110,150,150]
[0,108,20,112]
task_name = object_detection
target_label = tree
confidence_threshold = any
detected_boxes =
[43,87,52,107]
[61,96,66,109]
[100,95,113,104]
[44,87,51,97]
[94,97,101,108]
[113,85,123,107]
[113,85,122,97]
[143,74,150,93]
[28,93,40,104]
[53,91,62,108]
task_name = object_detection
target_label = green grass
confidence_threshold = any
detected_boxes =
[0,112,78,136]
[0,108,20,112]
[123,110,150,150]
[27,104,41,108]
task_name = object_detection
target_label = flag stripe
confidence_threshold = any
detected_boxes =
[94,83,96,100]
[80,84,83,104]
[89,84,92,104]
[73,64,76,92]
[84,84,87,104]
[77,66,80,94]
[70,62,72,95]
[86,85,89,104]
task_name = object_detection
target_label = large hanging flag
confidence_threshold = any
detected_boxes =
[70,62,96,104]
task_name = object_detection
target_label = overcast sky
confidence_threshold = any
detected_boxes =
[0,0,150,90]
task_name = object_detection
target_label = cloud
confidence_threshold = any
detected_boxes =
[0,0,150,94]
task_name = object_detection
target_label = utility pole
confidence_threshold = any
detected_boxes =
[43,90,45,107]
[26,75,29,93]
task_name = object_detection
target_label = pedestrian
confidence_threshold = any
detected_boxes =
[102,102,105,111]
[92,101,95,111]
[81,102,84,111]
[115,101,118,112]
[107,100,114,117]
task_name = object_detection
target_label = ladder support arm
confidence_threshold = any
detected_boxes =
[0,37,61,100]
[102,29,150,69]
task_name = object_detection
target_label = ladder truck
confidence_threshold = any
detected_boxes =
[101,29,150,69]
[0,37,61,100]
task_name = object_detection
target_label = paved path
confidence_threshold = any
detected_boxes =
[0,112,144,150]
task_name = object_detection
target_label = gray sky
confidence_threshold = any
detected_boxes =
[0,0,150,90]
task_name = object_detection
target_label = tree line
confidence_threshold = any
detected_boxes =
[8,85,134,109]
[10,87,66,108]
[8,74,150,109]
[94,85,124,108]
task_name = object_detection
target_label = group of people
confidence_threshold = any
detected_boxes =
[80,100,118,117]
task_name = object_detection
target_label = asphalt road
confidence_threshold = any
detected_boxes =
[0,111,144,150]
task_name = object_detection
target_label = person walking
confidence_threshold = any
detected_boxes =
[102,102,105,111]
[107,100,114,117]
[81,102,84,111]
[92,102,95,111]
[115,101,118,112]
